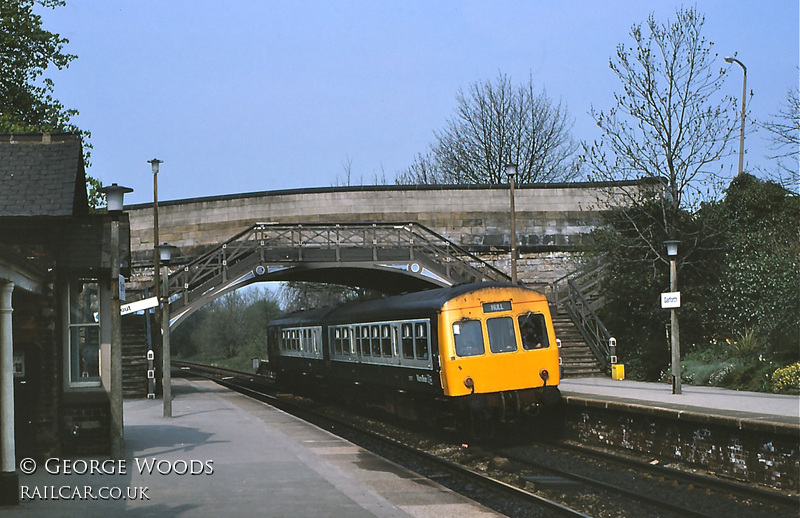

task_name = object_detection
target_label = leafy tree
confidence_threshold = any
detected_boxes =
[1,0,79,133]
[590,196,719,380]
[397,72,579,185]
[707,174,799,361]
[172,287,282,360]
[592,174,799,380]
[1,0,101,205]
[582,6,738,259]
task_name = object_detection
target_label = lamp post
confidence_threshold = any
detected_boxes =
[664,240,681,395]
[100,183,133,459]
[156,243,178,418]
[148,159,163,310]
[505,164,518,284]
[724,57,747,176]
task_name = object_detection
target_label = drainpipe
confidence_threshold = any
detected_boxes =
[0,281,18,505]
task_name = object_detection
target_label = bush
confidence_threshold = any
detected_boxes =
[771,363,800,394]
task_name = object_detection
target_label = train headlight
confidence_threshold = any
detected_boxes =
[539,369,550,382]
[464,377,474,391]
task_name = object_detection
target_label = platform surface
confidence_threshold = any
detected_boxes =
[560,377,800,427]
[4,378,502,517]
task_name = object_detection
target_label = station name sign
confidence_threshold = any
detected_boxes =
[660,292,681,309]
[121,296,159,316]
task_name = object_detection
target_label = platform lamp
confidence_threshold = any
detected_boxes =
[101,182,133,459]
[156,243,178,417]
[664,239,681,395]
[505,164,518,284]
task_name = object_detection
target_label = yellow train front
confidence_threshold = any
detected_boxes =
[267,282,561,434]
[437,283,561,423]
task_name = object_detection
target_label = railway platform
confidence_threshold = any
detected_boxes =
[4,378,502,517]
[560,377,800,429]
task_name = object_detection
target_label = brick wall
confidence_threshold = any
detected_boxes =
[560,402,799,489]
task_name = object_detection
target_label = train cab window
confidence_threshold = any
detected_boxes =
[453,319,484,357]
[381,325,392,357]
[415,323,429,360]
[487,317,517,353]
[401,324,414,359]
[518,313,549,350]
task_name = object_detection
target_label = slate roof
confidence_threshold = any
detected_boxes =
[0,133,88,217]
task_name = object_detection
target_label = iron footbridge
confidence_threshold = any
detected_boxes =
[162,222,510,328]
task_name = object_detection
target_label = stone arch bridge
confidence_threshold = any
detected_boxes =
[127,180,651,292]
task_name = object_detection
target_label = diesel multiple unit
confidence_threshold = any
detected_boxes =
[266,282,561,431]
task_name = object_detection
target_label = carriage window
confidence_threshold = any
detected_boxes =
[518,313,549,350]
[357,326,369,356]
[339,328,347,354]
[453,320,484,357]
[401,324,414,359]
[370,325,381,356]
[381,325,392,357]
[415,323,429,360]
[334,329,343,355]
[488,317,517,353]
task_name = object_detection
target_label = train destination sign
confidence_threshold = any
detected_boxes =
[661,292,681,309]
[482,301,512,313]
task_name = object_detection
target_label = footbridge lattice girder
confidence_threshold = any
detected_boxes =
[162,222,510,328]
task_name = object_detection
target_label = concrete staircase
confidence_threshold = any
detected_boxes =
[553,314,604,378]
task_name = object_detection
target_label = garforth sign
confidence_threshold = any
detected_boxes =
[661,292,681,309]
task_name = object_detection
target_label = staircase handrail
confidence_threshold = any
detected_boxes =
[564,278,612,368]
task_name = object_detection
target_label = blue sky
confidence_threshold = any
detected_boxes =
[39,1,798,205]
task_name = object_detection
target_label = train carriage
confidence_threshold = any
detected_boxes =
[266,282,561,429]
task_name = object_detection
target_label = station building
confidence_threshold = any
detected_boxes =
[0,133,131,504]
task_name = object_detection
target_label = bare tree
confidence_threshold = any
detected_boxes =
[760,86,799,191]
[583,7,738,259]
[277,281,379,313]
[398,72,579,185]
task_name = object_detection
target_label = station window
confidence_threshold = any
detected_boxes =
[453,319,484,357]
[518,313,549,350]
[401,324,414,359]
[68,279,101,385]
[487,317,517,353]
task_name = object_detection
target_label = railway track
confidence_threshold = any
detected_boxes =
[173,361,799,517]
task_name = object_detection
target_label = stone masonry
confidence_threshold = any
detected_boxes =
[125,181,648,286]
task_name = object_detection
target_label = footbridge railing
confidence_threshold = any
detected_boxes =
[162,222,510,325]
[544,257,613,368]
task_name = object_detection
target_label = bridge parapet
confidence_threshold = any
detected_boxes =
[162,222,509,327]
